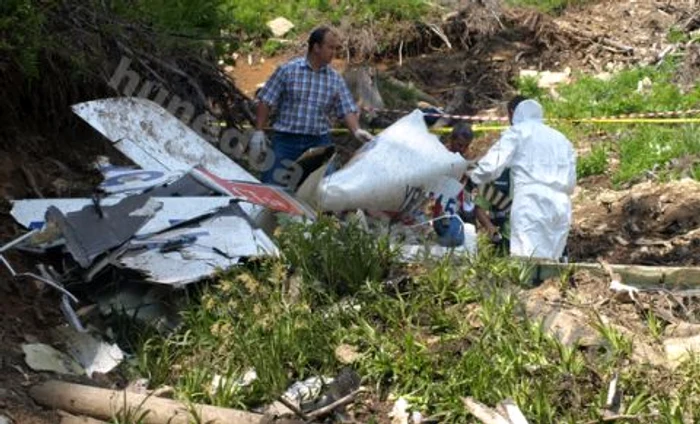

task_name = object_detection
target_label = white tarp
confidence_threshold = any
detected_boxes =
[317,109,469,213]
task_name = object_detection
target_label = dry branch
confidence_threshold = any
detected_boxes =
[30,380,264,424]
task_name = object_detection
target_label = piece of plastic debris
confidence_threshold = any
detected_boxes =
[283,376,334,406]
[22,343,84,375]
[389,397,411,424]
[610,279,639,293]
[411,411,424,424]
[210,368,258,396]
[52,326,125,378]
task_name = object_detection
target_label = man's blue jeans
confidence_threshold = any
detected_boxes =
[260,131,332,188]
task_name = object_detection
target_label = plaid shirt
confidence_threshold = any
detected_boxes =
[257,57,358,136]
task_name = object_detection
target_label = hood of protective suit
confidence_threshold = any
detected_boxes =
[511,99,544,125]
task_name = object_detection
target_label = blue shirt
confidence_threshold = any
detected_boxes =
[257,57,358,136]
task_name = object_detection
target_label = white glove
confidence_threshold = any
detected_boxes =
[249,130,268,163]
[353,128,373,142]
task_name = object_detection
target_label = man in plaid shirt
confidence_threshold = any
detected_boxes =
[250,26,373,188]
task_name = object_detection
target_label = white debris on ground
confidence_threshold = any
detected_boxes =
[22,343,84,376]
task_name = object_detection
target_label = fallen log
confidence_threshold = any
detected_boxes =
[58,411,109,424]
[526,260,700,291]
[30,380,264,424]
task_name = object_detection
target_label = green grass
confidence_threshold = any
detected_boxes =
[221,0,431,40]
[108,0,434,57]
[125,217,700,423]
[577,143,609,179]
[515,59,700,186]
[0,0,47,78]
[504,0,594,14]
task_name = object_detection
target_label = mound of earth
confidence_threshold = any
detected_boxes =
[570,179,700,265]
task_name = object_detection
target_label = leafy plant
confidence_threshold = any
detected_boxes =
[577,144,609,179]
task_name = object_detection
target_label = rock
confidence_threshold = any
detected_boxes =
[267,17,294,38]
[540,308,604,347]
[0,415,12,424]
[663,322,700,338]
[664,333,700,368]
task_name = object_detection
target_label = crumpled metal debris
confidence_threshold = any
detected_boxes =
[52,326,125,377]
[6,97,296,291]
[22,343,84,375]
[22,328,125,378]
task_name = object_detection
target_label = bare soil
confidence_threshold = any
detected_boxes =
[570,179,700,265]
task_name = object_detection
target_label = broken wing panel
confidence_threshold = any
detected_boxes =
[119,211,278,286]
[11,198,232,237]
[97,165,185,194]
[71,97,256,182]
[46,194,159,268]
[191,167,316,218]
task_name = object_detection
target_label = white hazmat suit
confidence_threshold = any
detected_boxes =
[469,99,576,260]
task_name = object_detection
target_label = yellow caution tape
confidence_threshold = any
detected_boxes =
[238,116,700,136]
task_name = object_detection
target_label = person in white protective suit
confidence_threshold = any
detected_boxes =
[468,96,577,260]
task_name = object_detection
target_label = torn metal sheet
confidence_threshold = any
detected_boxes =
[96,163,185,194]
[52,326,124,377]
[47,194,158,268]
[71,97,256,182]
[22,343,84,375]
[118,205,279,286]
[191,167,316,218]
[71,97,266,220]
[14,197,231,240]
[145,173,217,197]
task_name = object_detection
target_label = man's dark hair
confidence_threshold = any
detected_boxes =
[308,27,332,53]
[451,122,474,142]
[507,95,528,114]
